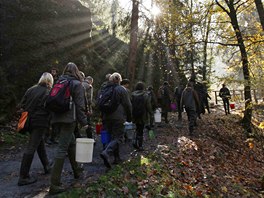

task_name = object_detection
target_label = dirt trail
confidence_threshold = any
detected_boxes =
[0,132,134,198]
[1,104,263,197]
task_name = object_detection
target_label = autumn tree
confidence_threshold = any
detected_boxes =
[215,0,253,133]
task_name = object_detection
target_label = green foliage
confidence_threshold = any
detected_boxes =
[0,131,28,148]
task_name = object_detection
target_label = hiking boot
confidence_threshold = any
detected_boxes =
[49,184,66,195]
[73,166,84,179]
[49,158,65,195]
[100,151,111,168]
[18,154,36,186]
[113,157,123,165]
[18,176,37,186]
[137,147,144,151]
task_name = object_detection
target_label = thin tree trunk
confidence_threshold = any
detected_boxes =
[254,0,264,31]
[202,14,212,81]
[216,0,252,134]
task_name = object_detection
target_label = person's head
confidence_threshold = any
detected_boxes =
[79,71,85,80]
[38,72,54,88]
[109,72,122,84]
[222,84,226,88]
[186,81,193,88]
[135,81,145,91]
[63,62,82,81]
[86,76,93,85]
[147,85,153,91]
[163,81,169,86]
[105,73,111,81]
[121,79,130,88]
[50,67,58,77]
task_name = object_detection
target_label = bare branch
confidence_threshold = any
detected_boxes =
[215,0,230,15]
[235,0,249,12]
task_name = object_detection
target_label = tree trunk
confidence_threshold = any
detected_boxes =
[216,0,252,134]
[254,0,264,31]
[202,14,212,81]
[127,0,139,84]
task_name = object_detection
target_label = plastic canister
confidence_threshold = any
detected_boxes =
[154,108,161,123]
[76,138,95,163]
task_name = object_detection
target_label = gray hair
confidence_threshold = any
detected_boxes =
[38,72,54,88]
[85,76,93,84]
[109,72,122,84]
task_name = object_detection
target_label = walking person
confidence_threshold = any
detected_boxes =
[180,82,200,136]
[147,86,158,128]
[49,62,89,195]
[18,72,54,186]
[83,75,94,138]
[131,82,152,151]
[174,84,184,121]
[201,82,211,114]
[99,72,132,168]
[158,81,171,123]
[219,84,231,115]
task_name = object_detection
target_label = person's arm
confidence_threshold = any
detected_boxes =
[72,81,88,127]
[120,87,132,122]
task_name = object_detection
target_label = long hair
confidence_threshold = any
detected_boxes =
[63,62,82,81]
[38,72,54,89]
[135,81,145,91]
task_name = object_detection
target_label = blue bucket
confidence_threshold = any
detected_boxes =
[101,130,111,144]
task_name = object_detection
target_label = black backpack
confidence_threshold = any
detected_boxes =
[131,93,146,118]
[97,83,120,114]
[45,79,72,113]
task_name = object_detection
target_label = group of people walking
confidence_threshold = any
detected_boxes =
[18,62,91,194]
[17,61,231,195]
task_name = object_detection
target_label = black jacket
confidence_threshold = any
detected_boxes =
[20,83,51,129]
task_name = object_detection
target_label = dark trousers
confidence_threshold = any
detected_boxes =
[176,100,182,120]
[223,98,230,114]
[103,120,124,158]
[185,108,197,134]
[20,127,49,176]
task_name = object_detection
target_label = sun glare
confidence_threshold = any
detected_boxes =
[151,4,161,16]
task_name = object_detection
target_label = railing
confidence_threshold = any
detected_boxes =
[213,89,262,104]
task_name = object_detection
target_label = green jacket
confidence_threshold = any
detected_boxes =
[131,90,152,125]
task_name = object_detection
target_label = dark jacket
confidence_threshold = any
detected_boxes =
[131,90,152,124]
[20,84,51,129]
[174,85,184,102]
[103,84,132,123]
[160,85,171,112]
[219,87,230,99]
[82,80,93,112]
[51,75,87,126]
[181,87,200,111]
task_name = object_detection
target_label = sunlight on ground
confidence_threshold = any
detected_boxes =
[177,136,198,152]
[140,156,150,166]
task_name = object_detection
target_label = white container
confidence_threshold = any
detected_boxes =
[124,122,136,140]
[154,108,161,123]
[76,138,95,163]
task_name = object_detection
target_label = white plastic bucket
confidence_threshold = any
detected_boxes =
[154,108,161,123]
[124,122,136,140]
[76,138,95,163]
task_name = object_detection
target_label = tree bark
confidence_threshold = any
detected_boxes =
[254,0,264,31]
[215,0,252,134]
[127,0,139,84]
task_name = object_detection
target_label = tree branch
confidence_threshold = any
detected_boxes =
[215,0,230,15]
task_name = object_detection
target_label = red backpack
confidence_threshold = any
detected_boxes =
[45,79,72,113]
